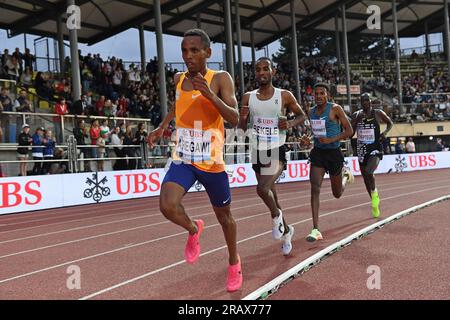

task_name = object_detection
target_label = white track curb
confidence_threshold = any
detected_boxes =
[243,194,450,300]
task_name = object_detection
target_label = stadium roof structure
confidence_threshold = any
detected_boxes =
[0,0,448,48]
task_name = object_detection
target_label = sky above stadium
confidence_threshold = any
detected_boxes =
[0,28,444,65]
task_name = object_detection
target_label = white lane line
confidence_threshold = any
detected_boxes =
[1,176,440,244]
[76,185,449,300]
[1,179,443,259]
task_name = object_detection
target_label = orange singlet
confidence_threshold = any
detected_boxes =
[173,69,225,173]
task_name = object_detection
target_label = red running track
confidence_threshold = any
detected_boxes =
[0,169,449,300]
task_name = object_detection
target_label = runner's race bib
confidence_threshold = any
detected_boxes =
[357,128,375,144]
[253,117,279,142]
[311,119,326,137]
[176,128,212,162]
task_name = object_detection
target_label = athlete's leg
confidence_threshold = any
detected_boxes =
[255,161,284,218]
[197,169,238,265]
[212,205,239,265]
[198,169,242,291]
[160,182,197,233]
[310,165,326,230]
[361,156,381,218]
[361,156,380,195]
[160,164,198,234]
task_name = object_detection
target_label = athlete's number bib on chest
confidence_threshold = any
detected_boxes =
[357,128,375,144]
[176,128,212,162]
[253,117,279,142]
[311,119,327,137]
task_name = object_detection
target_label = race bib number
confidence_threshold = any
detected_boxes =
[176,128,212,162]
[253,117,279,142]
[311,119,326,137]
[358,128,375,144]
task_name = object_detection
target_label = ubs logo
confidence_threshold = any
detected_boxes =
[84,173,111,203]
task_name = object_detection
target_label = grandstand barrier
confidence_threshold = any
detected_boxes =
[1,151,449,215]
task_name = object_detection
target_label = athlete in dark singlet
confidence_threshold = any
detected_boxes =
[351,93,393,218]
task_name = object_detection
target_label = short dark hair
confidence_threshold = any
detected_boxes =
[256,57,273,68]
[314,82,330,93]
[183,29,211,49]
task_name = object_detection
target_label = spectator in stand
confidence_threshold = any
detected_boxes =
[96,95,105,116]
[15,90,33,133]
[54,97,68,143]
[72,94,87,115]
[12,48,23,74]
[0,87,13,111]
[17,124,32,176]
[42,130,56,174]
[73,119,90,172]
[5,55,20,81]
[134,123,147,169]
[15,90,33,113]
[31,127,45,175]
[122,124,136,169]
[20,66,33,89]
[111,125,126,170]
[405,137,416,153]
[0,87,13,142]
[1,49,9,76]
[436,138,446,151]
[23,48,36,71]
[50,148,68,174]
[395,138,405,154]
[96,131,107,172]
[89,119,100,161]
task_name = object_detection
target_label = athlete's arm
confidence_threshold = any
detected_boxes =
[350,111,362,138]
[191,71,239,127]
[280,90,306,130]
[147,73,179,147]
[238,92,250,131]
[318,104,353,144]
[377,109,394,138]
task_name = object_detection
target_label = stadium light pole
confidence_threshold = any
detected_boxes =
[341,4,352,109]
[224,0,234,79]
[56,14,65,74]
[235,0,245,99]
[381,18,386,71]
[424,21,430,60]
[290,0,301,102]
[335,13,342,66]
[139,25,146,74]
[155,0,168,119]
[444,0,450,78]
[250,23,256,77]
[67,0,82,101]
[392,0,403,114]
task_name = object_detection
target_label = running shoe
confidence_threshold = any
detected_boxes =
[342,167,355,184]
[281,225,295,255]
[272,210,285,240]
[184,219,204,264]
[371,190,380,218]
[306,228,323,242]
[226,256,243,292]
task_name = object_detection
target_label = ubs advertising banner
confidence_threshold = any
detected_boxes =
[1,151,449,215]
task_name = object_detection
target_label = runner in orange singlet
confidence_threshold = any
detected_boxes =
[148,29,242,292]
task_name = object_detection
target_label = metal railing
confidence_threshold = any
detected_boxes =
[0,111,154,144]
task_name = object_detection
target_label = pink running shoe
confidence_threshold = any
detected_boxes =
[184,219,204,264]
[226,255,243,292]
